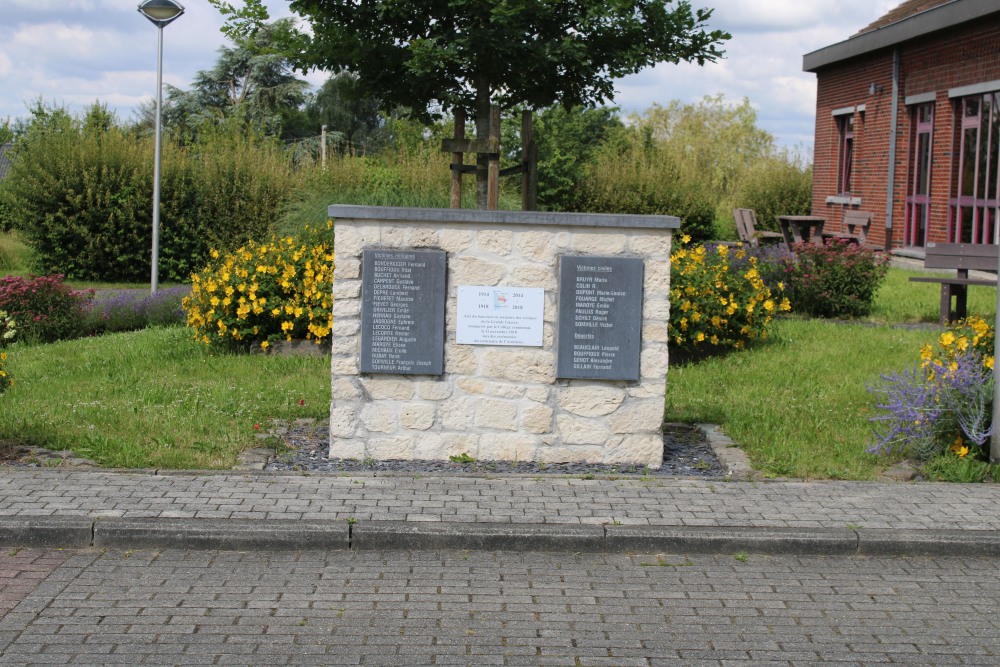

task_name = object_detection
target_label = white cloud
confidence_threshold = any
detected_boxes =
[705,0,900,33]
[13,22,99,58]
[7,0,98,10]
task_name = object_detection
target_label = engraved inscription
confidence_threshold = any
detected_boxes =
[361,249,445,375]
[557,256,643,381]
[456,286,544,346]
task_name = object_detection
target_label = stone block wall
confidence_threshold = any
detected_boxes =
[329,205,678,468]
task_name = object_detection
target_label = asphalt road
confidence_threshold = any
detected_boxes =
[1,547,998,666]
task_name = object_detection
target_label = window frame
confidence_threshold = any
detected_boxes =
[837,113,856,196]
[904,103,934,247]
[948,92,1000,245]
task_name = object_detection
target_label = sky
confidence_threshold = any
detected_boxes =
[0,0,901,158]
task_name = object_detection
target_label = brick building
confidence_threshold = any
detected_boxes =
[804,0,1000,255]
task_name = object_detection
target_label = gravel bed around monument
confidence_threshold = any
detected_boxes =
[265,420,726,478]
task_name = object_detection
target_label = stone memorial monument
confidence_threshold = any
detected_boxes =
[329,205,678,468]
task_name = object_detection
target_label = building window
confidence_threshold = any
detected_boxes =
[838,114,855,195]
[950,92,1000,244]
[905,104,933,247]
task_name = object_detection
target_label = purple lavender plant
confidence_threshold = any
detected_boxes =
[939,351,996,448]
[85,286,190,335]
[867,366,945,460]
[868,350,995,460]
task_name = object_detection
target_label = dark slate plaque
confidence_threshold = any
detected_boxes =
[557,255,643,381]
[360,249,446,375]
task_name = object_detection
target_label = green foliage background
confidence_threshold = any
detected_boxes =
[1,105,292,282]
[0,93,811,281]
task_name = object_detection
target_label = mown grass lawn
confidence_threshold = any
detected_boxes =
[1,262,995,477]
[665,266,997,480]
[0,327,330,469]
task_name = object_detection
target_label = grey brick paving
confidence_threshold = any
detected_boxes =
[0,548,998,665]
[4,469,1000,532]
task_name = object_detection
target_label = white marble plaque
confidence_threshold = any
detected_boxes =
[456,286,544,346]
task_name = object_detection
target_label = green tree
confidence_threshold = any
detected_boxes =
[0,120,15,232]
[160,18,309,140]
[0,119,12,146]
[632,95,775,202]
[214,0,729,208]
[527,105,624,211]
[12,98,76,137]
[303,72,386,151]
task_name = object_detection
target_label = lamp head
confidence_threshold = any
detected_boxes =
[138,0,185,28]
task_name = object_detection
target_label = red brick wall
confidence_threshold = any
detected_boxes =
[811,16,1000,250]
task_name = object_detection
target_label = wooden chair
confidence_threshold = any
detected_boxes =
[822,210,881,249]
[733,208,784,246]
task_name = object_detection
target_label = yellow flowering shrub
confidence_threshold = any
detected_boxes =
[869,316,995,463]
[669,237,790,352]
[0,350,11,396]
[0,311,15,395]
[920,315,994,374]
[182,222,334,352]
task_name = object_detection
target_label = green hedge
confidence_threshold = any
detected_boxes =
[2,126,293,283]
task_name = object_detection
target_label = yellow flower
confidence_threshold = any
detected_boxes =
[260,340,269,351]
[940,331,956,347]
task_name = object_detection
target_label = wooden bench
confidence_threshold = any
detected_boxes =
[733,208,783,246]
[821,210,881,249]
[908,242,998,325]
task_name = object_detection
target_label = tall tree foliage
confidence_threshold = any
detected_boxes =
[214,0,728,206]
[286,1,728,119]
[631,95,775,200]
[161,18,309,140]
[519,105,624,211]
[304,72,386,151]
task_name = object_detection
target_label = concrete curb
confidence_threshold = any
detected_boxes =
[350,521,604,552]
[92,518,350,551]
[855,528,1000,557]
[3,516,1000,557]
[0,517,93,548]
[604,525,859,556]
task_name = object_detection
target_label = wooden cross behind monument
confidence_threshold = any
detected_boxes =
[441,106,538,211]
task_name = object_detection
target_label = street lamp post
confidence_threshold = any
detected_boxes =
[138,0,185,294]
